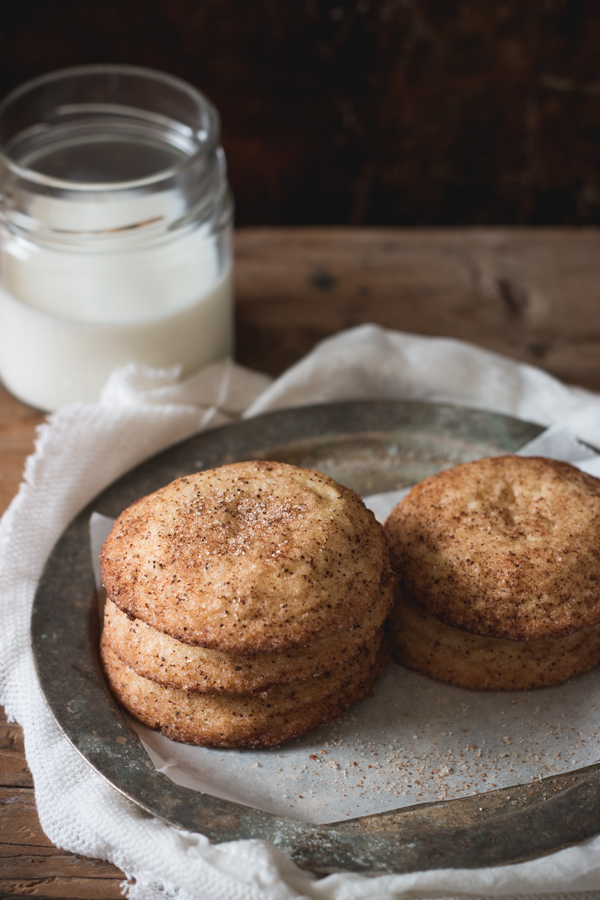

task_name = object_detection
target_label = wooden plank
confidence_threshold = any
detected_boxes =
[234,227,600,391]
[0,712,31,789]
[0,879,123,899]
[0,842,124,881]
[0,385,42,518]
[0,790,124,897]
[0,788,55,849]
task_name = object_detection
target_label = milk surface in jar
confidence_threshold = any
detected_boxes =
[0,65,234,411]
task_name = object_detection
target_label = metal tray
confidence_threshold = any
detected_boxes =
[31,400,600,875]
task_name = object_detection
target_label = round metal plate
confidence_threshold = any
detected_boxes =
[31,400,600,875]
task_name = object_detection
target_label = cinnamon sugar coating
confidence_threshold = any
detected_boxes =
[101,460,390,652]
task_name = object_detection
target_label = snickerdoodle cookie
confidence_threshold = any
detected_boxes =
[385,455,600,689]
[100,460,393,745]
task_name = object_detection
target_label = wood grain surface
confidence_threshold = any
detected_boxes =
[1,226,599,896]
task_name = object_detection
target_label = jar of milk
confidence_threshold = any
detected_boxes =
[0,65,233,411]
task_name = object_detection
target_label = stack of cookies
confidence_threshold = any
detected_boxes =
[384,455,600,690]
[100,460,394,747]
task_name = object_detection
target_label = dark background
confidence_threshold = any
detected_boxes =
[1,0,599,228]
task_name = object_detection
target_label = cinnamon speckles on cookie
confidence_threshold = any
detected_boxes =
[102,578,393,693]
[385,456,600,642]
[101,460,389,653]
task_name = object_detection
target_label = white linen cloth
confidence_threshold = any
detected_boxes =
[3,323,600,900]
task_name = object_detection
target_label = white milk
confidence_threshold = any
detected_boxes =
[0,65,234,411]
[0,229,233,411]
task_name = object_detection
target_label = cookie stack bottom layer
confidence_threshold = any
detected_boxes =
[391,589,600,690]
[100,627,388,748]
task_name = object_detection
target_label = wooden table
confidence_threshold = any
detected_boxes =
[1,227,600,897]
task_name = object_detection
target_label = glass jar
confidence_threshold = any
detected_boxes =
[0,64,234,411]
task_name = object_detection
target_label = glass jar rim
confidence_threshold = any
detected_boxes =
[0,63,220,194]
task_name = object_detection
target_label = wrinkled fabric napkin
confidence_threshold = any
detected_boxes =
[3,324,600,900]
